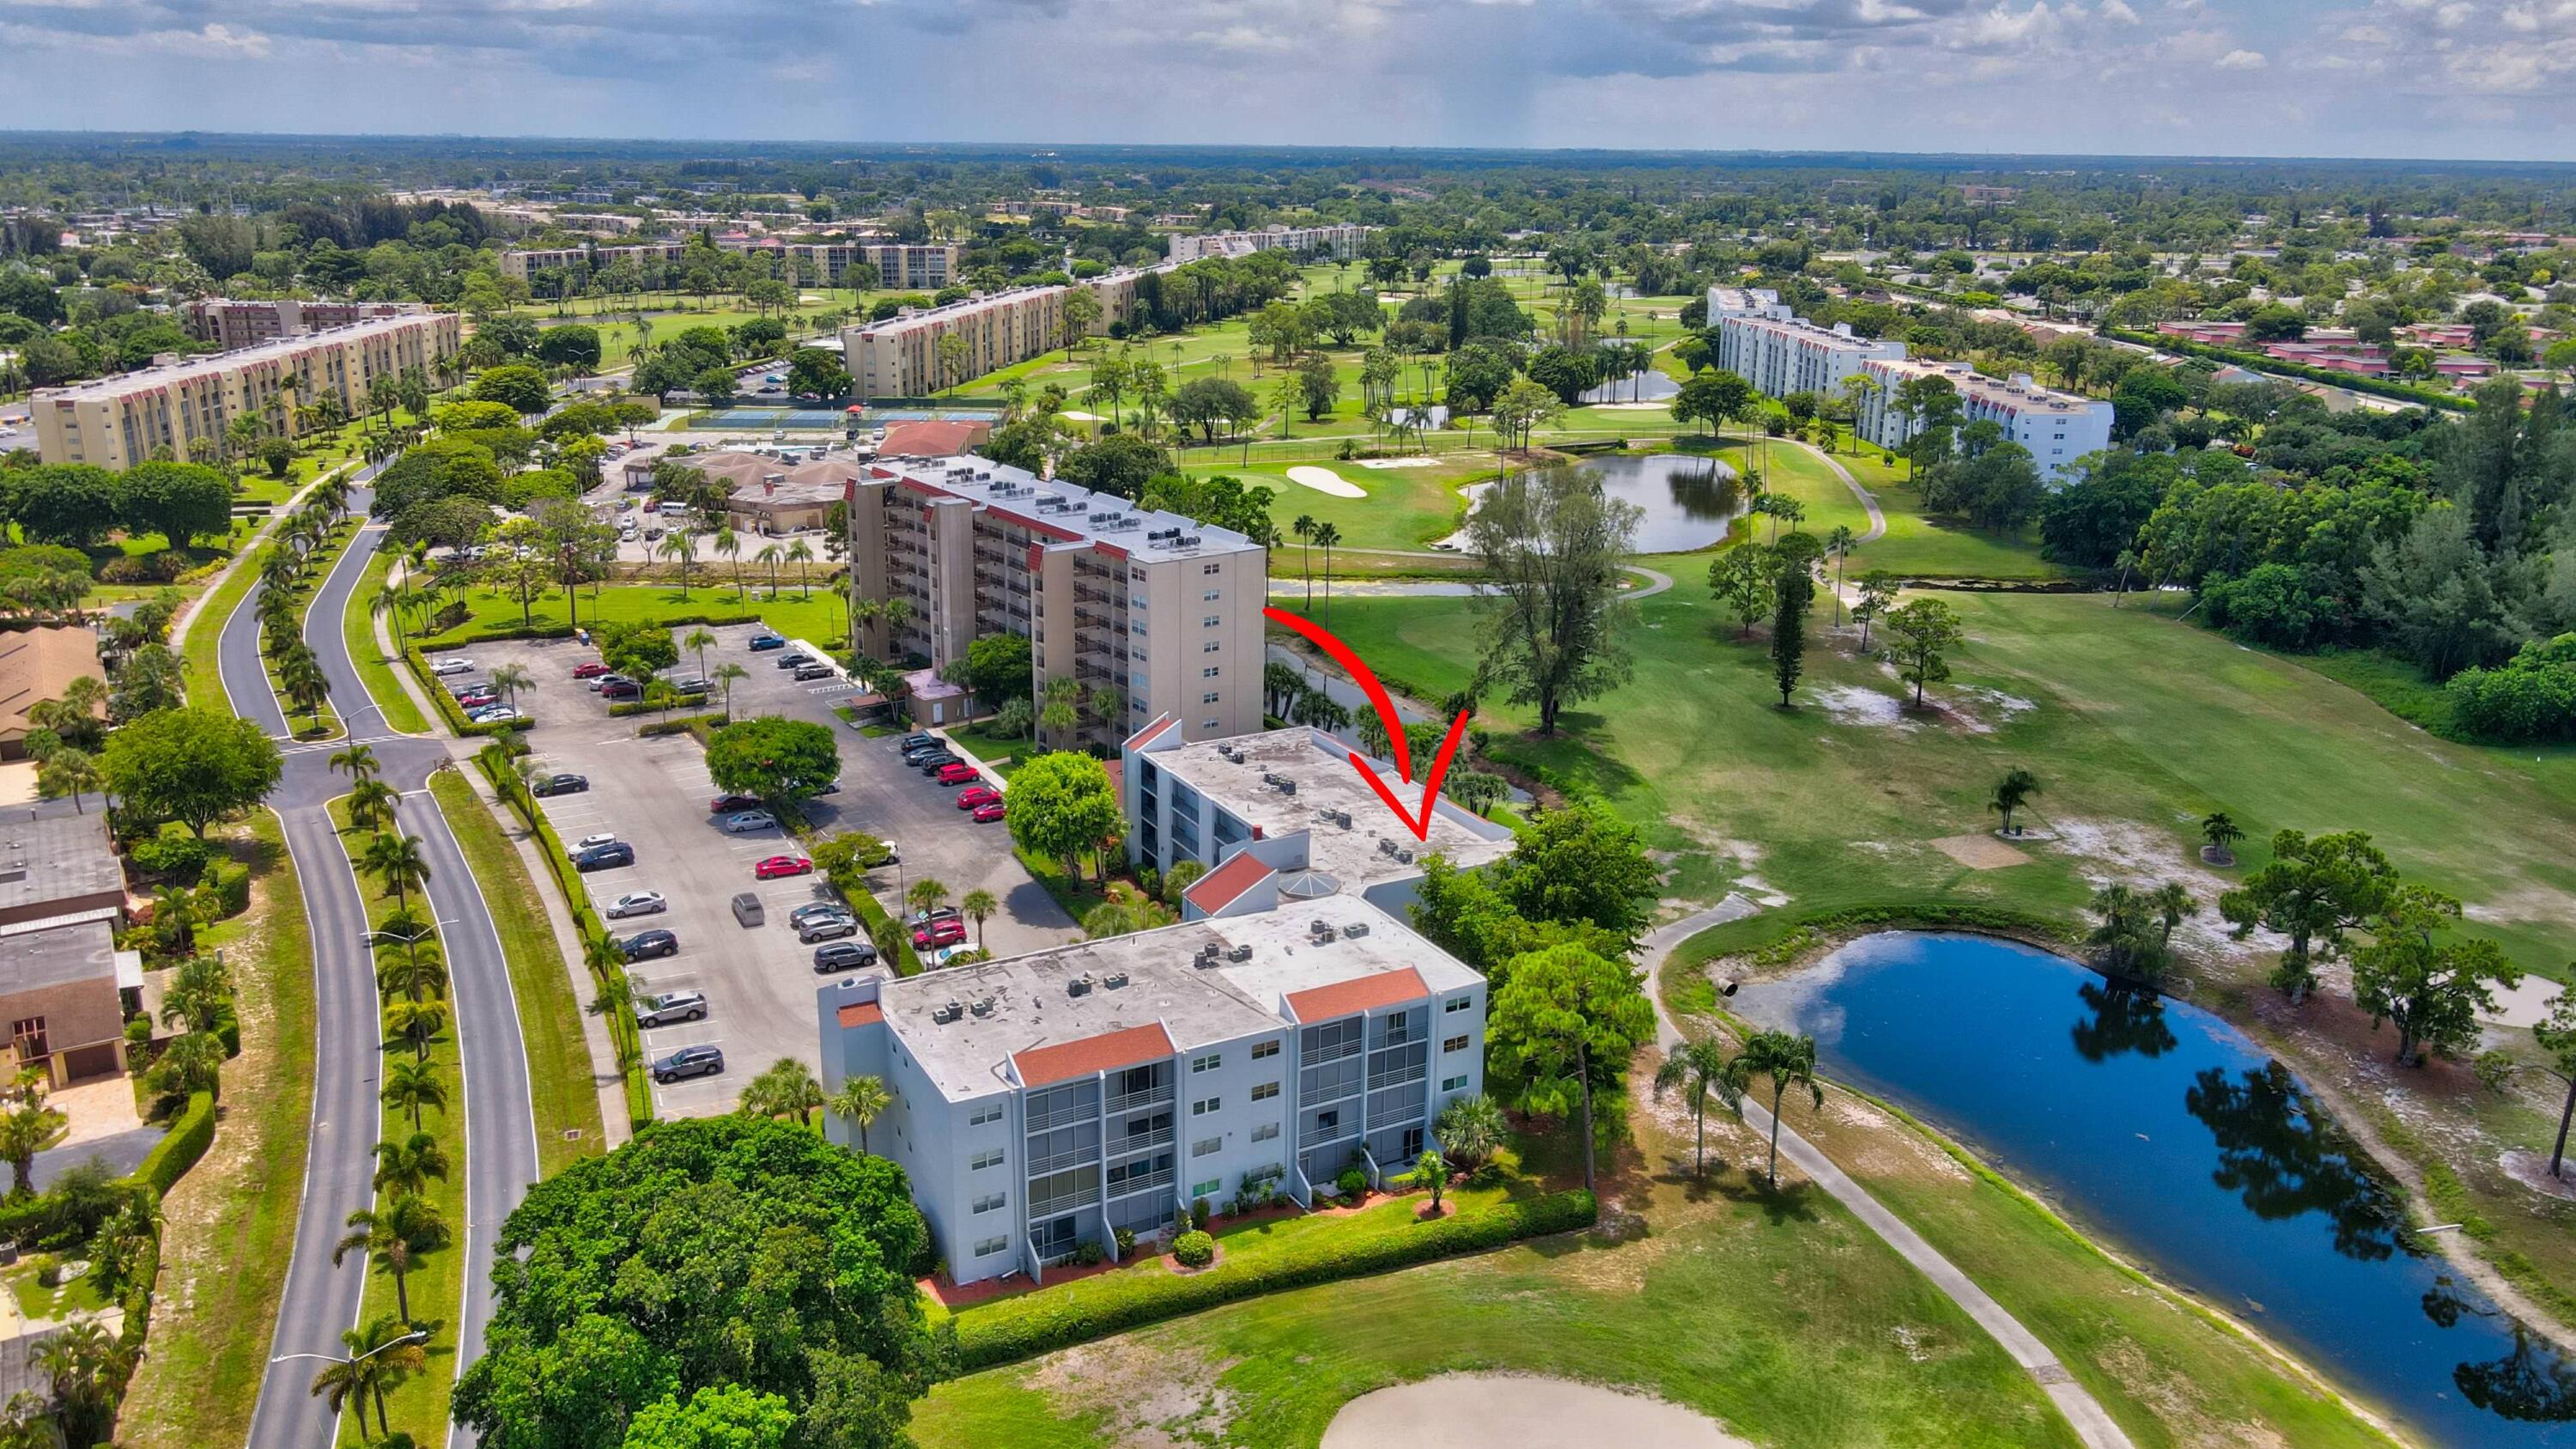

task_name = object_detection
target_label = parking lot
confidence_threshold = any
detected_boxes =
[454,621,1076,1116]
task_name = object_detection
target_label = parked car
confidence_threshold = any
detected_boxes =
[574,842,635,872]
[914,917,967,948]
[709,793,763,814]
[775,651,815,671]
[749,632,787,651]
[652,1044,724,1083]
[936,762,978,786]
[636,990,707,1026]
[957,786,1001,810]
[598,679,641,701]
[913,752,959,775]
[571,661,611,679]
[798,913,860,944]
[789,902,855,928]
[754,855,813,880]
[811,941,878,973]
[896,733,936,752]
[587,673,630,693]
[668,674,711,696]
[811,778,842,795]
[574,831,620,852]
[467,705,522,724]
[430,657,474,676]
[721,810,776,834]
[900,743,948,764]
[603,890,666,919]
[455,690,501,709]
[971,801,1007,823]
[531,772,588,797]
[793,662,835,682]
[621,928,680,961]
[906,904,959,927]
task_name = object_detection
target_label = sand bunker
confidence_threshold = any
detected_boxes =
[1355,457,1439,469]
[1321,1374,1749,1449]
[1931,834,2032,870]
[1285,465,1368,498]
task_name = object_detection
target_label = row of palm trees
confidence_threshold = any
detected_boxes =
[731,1056,900,1157]
[256,487,355,734]
[317,745,457,1441]
[1653,1028,1826,1189]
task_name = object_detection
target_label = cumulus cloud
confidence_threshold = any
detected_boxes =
[2215,46,2267,66]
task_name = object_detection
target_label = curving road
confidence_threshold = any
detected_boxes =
[224,484,538,1449]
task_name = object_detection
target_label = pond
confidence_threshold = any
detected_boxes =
[1580,368,1679,405]
[1580,453,1741,552]
[1732,932,2576,1447]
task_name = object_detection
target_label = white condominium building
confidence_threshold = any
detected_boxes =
[817,892,1486,1284]
[181,298,428,351]
[1854,358,2113,481]
[839,262,1178,399]
[496,241,691,284]
[1716,305,1907,402]
[31,313,462,469]
[1165,224,1376,265]
[844,456,1268,746]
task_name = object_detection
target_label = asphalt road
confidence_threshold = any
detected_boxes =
[225,481,538,1449]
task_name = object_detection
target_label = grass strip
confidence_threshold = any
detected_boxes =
[346,547,432,734]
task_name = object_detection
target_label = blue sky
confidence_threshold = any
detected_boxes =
[0,0,2567,161]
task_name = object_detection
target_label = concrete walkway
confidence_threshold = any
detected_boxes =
[1643,905,2136,1449]
[1789,440,1886,545]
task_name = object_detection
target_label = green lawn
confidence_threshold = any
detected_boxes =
[415,581,849,652]
[345,548,433,734]
[121,810,316,1449]
[427,771,602,1177]
[1834,449,2069,581]
[944,721,1036,774]
[1188,455,1486,554]
[523,293,860,370]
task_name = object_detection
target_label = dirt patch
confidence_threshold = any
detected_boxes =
[1027,1336,1242,1448]
[1946,685,2040,734]
[1825,1095,1970,1183]
[2500,1149,2576,1202]
[1930,833,2032,871]
[1321,1373,1752,1449]
[1809,683,1914,729]
[2094,1337,2289,1448]
[2044,817,2275,963]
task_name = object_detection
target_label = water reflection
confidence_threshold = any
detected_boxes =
[2429,1282,2576,1422]
[2184,1062,2409,1263]
[2070,981,2178,1062]
[1576,454,1741,552]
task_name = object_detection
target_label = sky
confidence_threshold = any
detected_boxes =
[2,0,2573,161]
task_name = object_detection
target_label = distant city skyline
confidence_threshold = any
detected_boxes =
[3,0,2573,162]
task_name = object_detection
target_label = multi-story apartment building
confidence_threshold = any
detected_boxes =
[1164,223,1375,265]
[1122,721,1513,922]
[1853,358,2114,481]
[844,456,1267,744]
[495,241,691,284]
[181,298,427,351]
[1714,290,1908,401]
[816,890,1486,1283]
[31,313,462,469]
[840,262,1179,399]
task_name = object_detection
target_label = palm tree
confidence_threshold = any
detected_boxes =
[374,941,448,1003]
[659,527,698,599]
[329,742,380,784]
[34,748,102,813]
[1653,1038,1744,1178]
[149,1030,226,1106]
[2201,811,2245,866]
[279,645,332,730]
[0,1104,58,1195]
[380,1057,448,1131]
[1823,524,1857,628]
[2152,881,2198,950]
[785,538,817,598]
[347,777,399,833]
[905,877,951,920]
[1310,521,1342,624]
[489,662,532,709]
[37,1318,131,1448]
[1989,766,2041,837]
[754,543,783,600]
[361,831,432,911]
[1434,1093,1508,1172]
[334,1194,449,1325]
[714,526,745,600]
[384,997,449,1061]
[829,1075,893,1154]
[683,627,716,681]
[711,661,750,721]
[309,1314,427,1440]
[1730,1030,1824,1189]
[743,1056,825,1124]
[372,1130,451,1199]
[961,887,997,950]
[158,953,235,1034]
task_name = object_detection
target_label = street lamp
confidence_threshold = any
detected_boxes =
[270,1325,429,1367]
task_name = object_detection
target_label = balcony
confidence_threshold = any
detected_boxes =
[1027,1182,1102,1218]
[1369,1063,1426,1093]
[1104,1082,1173,1116]
[1024,1144,1097,1177]
[1106,1167,1176,1200]
[1109,1125,1175,1154]
[1024,1098,1095,1133]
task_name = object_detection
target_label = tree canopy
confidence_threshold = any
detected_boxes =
[100,706,281,837]
[704,716,841,806]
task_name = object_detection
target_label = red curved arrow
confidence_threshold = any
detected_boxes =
[1266,606,1470,843]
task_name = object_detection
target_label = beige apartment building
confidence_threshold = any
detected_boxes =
[182,298,428,351]
[496,241,691,284]
[1164,223,1374,265]
[840,262,1176,400]
[847,456,1268,746]
[763,241,958,290]
[31,312,461,469]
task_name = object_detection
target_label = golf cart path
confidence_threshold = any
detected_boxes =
[1789,440,1886,545]
[1643,906,2136,1449]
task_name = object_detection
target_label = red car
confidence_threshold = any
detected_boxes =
[754,855,813,880]
[956,785,1000,810]
[914,916,967,948]
[709,793,763,814]
[971,801,1007,824]
[935,762,978,786]
[571,661,610,679]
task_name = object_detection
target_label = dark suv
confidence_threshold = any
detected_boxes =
[652,1044,725,1083]
[811,941,879,973]
[621,928,679,960]
[574,841,635,872]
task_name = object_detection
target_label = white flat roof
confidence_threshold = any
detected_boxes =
[867,455,1266,559]
[1151,727,1514,886]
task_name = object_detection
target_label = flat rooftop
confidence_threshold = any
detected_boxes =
[0,799,122,919]
[872,455,1266,560]
[1866,357,2102,415]
[3,919,116,995]
[874,893,1478,1101]
[1152,727,1514,887]
[33,313,440,399]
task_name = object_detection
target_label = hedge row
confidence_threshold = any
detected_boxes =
[128,1091,216,1199]
[2102,327,2475,412]
[951,1188,1597,1370]
[205,856,252,918]
[636,711,730,738]
[404,644,531,739]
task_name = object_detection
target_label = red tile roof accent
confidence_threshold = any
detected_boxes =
[1012,1022,1175,1087]
[881,419,992,458]
[1287,967,1430,1024]
[836,1001,884,1028]
[1122,713,1178,753]
[1184,851,1273,915]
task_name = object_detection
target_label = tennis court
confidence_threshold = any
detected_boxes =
[697,406,1006,430]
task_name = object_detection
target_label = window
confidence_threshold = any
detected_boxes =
[973,1193,1006,1214]
[1202,563,1221,575]
[1192,1178,1221,1198]
[1202,589,1221,601]
[973,1236,1009,1258]
[1202,691,1220,704]
[1202,641,1221,653]
[1192,1136,1222,1158]
[1203,718,1219,729]
[1252,1121,1280,1142]
[969,1103,1005,1126]
[1250,1081,1279,1102]
[1442,1075,1469,1093]
[1202,666,1220,679]
[8,1018,46,1061]
[1191,1051,1222,1075]
[1202,614,1220,628]
[1443,1034,1470,1054]
[969,1148,1005,1171]
[1192,1096,1220,1117]
[1251,1038,1279,1061]
[1444,995,1474,1014]
[1314,1108,1340,1133]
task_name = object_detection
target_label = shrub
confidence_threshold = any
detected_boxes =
[1074,1239,1105,1268]
[130,831,215,882]
[127,1091,216,1198]
[1190,1196,1211,1230]
[954,1190,1597,1368]
[1112,1227,1136,1258]
[2447,635,2576,743]
[204,857,251,918]
[1170,1231,1216,1268]
[1334,1168,1369,1200]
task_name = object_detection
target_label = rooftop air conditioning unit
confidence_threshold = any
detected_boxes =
[1068,973,1094,996]
[970,997,997,1018]
[1309,920,1334,940]
[1103,971,1129,989]
[1194,944,1222,968]
[1278,779,1296,795]
[1225,943,1254,963]
[1181,535,1201,548]
[1343,922,1370,939]
[933,1001,963,1023]
[1395,849,1414,864]
[1378,838,1398,856]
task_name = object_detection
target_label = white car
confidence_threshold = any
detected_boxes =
[720,810,776,834]
[603,891,667,919]
[574,832,621,853]
[466,704,521,723]
[430,657,475,676]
